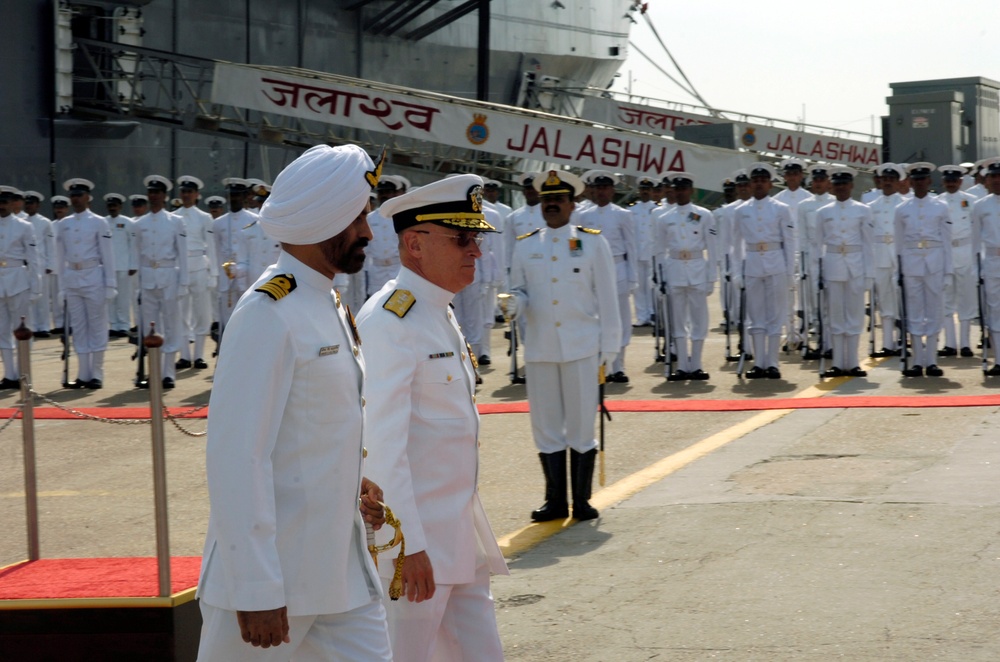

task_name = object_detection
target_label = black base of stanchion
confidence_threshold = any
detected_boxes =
[0,599,201,661]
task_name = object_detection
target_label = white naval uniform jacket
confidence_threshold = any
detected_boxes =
[0,213,40,297]
[654,203,718,287]
[936,190,977,271]
[363,208,400,295]
[55,209,115,290]
[504,203,543,272]
[27,213,55,274]
[198,252,380,615]
[212,209,257,293]
[108,214,134,273]
[358,267,508,585]
[773,186,812,241]
[732,197,795,278]
[475,206,505,287]
[972,194,1000,279]
[237,219,281,285]
[509,224,622,363]
[577,202,637,292]
[894,195,953,278]
[629,199,660,262]
[130,210,189,294]
[815,199,875,282]
[175,205,218,279]
[867,192,904,270]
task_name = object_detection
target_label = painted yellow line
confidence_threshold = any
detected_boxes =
[497,359,886,559]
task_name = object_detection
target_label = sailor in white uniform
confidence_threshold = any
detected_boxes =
[175,176,217,369]
[815,167,875,376]
[935,165,978,357]
[731,163,795,378]
[894,162,953,377]
[630,176,660,326]
[654,173,717,381]
[23,191,55,337]
[103,193,134,339]
[866,163,905,356]
[131,175,188,388]
[364,175,406,299]
[971,158,1000,375]
[797,164,835,358]
[359,174,508,662]
[0,187,40,388]
[212,178,256,337]
[56,178,116,388]
[577,170,636,382]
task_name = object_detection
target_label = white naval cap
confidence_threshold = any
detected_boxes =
[246,178,271,196]
[63,178,95,193]
[670,172,695,187]
[732,168,750,184]
[747,162,777,180]
[103,192,126,204]
[259,144,382,246]
[483,179,502,189]
[380,173,497,234]
[875,163,905,179]
[515,171,542,187]
[51,195,70,206]
[829,166,857,183]
[533,169,585,197]
[938,164,966,179]
[177,175,205,190]
[0,186,21,199]
[906,162,936,178]
[129,194,149,205]
[807,164,831,178]
[779,157,807,172]
[143,175,173,192]
[376,175,404,192]
[205,195,226,207]
[222,177,251,191]
[23,190,44,202]
[582,170,619,186]
[394,175,411,191]
[981,157,1000,176]
[636,175,657,188]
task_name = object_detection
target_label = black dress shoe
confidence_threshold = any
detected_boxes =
[162,377,175,389]
[175,358,192,370]
[822,349,833,359]
[511,375,526,385]
[688,369,709,381]
[925,364,944,377]
[902,365,924,377]
[51,327,64,335]
[961,347,974,357]
[666,370,688,382]
[986,364,1000,376]
[766,366,781,379]
[848,367,867,377]
[136,379,149,389]
[610,371,629,383]
[802,348,822,360]
[881,347,901,357]
[193,358,209,369]
[745,366,766,379]
[478,355,491,366]
[33,331,51,339]
[823,367,844,378]
[937,346,957,357]
[64,378,85,389]
[86,378,102,390]
[0,378,19,390]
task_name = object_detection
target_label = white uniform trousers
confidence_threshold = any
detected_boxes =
[0,290,30,380]
[614,289,632,374]
[383,560,502,662]
[29,275,51,333]
[525,354,599,454]
[109,271,134,332]
[746,273,788,337]
[943,264,978,350]
[481,283,499,359]
[825,279,866,336]
[902,273,944,338]
[197,598,391,662]
[452,284,484,356]
[634,259,653,324]
[49,275,63,328]
[985,275,1000,330]
[873,265,899,349]
[66,286,109,382]
[179,267,213,361]
[140,287,181,380]
[667,284,710,341]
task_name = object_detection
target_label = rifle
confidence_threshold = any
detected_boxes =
[498,293,524,385]
[62,298,70,388]
[817,257,826,376]
[652,257,664,362]
[133,287,148,387]
[978,253,988,375]
[736,261,748,378]
[723,253,734,360]
[659,261,672,377]
[598,362,612,486]
[898,255,910,374]
[868,283,877,359]
[800,251,814,358]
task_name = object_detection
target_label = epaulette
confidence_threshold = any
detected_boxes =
[255,274,297,301]
[577,226,601,234]
[383,289,416,318]
[516,228,540,240]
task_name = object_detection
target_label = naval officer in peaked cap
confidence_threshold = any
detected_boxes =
[103,192,135,339]
[358,173,508,662]
[972,157,1000,375]
[197,143,392,661]
[175,175,218,370]
[0,186,41,388]
[935,164,978,357]
[23,190,55,337]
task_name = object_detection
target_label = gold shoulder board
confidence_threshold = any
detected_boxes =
[516,228,540,240]
[577,226,601,234]
[383,289,416,318]
[255,274,297,301]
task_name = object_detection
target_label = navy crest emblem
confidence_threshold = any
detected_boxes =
[466,113,489,146]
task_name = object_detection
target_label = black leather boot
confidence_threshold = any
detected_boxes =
[531,451,568,521]
[571,449,599,520]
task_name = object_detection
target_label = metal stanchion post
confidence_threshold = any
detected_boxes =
[15,318,39,561]
[144,322,171,597]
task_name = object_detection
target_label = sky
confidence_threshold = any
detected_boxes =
[612,2,1000,138]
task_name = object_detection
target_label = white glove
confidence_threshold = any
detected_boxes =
[105,286,117,300]
[497,293,519,321]
[601,352,618,372]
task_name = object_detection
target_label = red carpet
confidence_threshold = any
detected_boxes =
[0,557,201,600]
[2,393,1000,421]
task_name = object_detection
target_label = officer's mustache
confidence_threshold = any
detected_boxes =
[544,205,560,214]
[352,237,370,251]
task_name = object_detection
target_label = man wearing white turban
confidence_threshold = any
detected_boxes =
[196,144,393,661]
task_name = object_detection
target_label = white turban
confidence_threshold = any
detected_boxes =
[259,144,378,245]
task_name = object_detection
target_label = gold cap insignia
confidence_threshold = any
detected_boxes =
[468,185,483,213]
